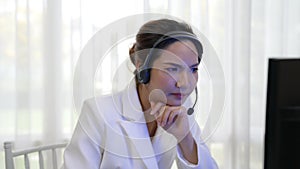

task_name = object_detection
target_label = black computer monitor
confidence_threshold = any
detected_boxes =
[264,58,300,169]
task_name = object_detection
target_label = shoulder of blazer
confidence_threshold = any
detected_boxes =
[82,91,125,121]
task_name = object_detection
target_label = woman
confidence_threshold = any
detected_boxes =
[63,19,218,169]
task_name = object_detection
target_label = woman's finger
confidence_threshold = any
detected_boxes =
[167,109,180,125]
[150,102,165,116]
[158,106,181,127]
[159,107,172,127]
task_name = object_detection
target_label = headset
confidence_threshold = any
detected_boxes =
[137,31,203,115]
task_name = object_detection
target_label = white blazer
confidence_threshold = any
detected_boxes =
[63,81,218,169]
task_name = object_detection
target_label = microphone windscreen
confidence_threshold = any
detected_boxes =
[148,89,167,104]
[187,108,194,115]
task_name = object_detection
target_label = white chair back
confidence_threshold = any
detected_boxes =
[4,141,67,169]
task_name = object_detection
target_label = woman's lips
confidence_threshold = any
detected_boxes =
[170,93,186,100]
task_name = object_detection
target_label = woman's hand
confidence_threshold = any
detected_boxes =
[150,102,190,141]
[150,101,199,164]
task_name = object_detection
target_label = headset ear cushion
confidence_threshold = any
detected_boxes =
[138,69,151,84]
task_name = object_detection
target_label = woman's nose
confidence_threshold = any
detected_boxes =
[176,71,191,88]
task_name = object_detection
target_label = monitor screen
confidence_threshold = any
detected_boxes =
[264,58,300,169]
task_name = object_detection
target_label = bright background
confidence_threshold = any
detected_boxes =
[1,0,300,168]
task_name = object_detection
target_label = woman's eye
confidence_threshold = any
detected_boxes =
[166,67,178,72]
[191,67,198,73]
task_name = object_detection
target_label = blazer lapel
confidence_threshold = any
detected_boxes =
[118,120,159,169]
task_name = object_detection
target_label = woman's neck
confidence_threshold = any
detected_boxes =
[137,84,156,123]
[137,84,151,111]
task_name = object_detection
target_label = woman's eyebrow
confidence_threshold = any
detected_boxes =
[190,63,200,67]
[163,62,182,67]
[162,62,200,68]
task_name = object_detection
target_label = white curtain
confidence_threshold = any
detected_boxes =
[1,0,299,168]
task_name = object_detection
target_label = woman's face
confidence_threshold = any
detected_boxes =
[147,40,199,106]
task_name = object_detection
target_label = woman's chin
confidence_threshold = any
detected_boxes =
[167,99,186,107]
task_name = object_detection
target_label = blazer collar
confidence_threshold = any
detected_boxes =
[121,79,146,122]
[118,80,159,168]
[118,120,159,169]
